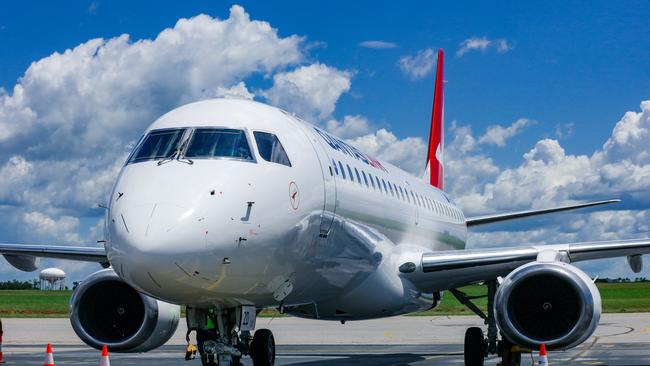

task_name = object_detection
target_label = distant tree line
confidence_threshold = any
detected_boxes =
[595,277,648,283]
[0,280,37,289]
[0,279,74,290]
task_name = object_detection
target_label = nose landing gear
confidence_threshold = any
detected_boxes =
[187,306,276,366]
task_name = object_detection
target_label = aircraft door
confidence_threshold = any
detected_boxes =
[309,137,338,236]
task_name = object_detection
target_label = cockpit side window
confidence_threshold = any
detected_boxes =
[253,131,292,167]
[185,129,253,160]
[128,128,185,164]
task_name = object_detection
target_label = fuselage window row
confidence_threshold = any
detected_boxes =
[329,160,462,222]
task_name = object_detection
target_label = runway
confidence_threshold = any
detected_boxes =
[2,313,650,365]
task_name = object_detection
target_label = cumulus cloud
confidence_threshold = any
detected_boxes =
[359,40,398,49]
[262,63,352,121]
[347,129,427,174]
[325,115,373,139]
[478,118,534,147]
[398,48,436,80]
[213,82,255,100]
[0,5,310,279]
[457,36,513,57]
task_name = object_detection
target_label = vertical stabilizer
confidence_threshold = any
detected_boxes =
[425,49,445,189]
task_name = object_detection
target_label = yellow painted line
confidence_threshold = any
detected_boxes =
[383,331,395,339]
[639,326,650,334]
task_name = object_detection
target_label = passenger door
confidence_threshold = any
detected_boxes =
[308,136,338,236]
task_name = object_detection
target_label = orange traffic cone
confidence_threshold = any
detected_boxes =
[0,329,5,364]
[43,343,55,366]
[538,343,548,365]
[99,344,110,366]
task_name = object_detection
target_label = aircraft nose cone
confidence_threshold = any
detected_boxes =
[108,203,207,257]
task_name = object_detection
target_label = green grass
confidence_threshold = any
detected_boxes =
[0,290,71,317]
[1,283,649,318]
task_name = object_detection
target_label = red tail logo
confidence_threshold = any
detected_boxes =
[426,49,445,189]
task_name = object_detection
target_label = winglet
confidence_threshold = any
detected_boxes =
[425,49,445,189]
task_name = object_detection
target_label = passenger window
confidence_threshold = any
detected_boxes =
[376,176,382,191]
[338,161,346,179]
[347,165,354,182]
[368,174,375,189]
[354,168,362,185]
[382,179,389,194]
[362,171,369,187]
[253,131,290,166]
[129,128,185,163]
[332,159,339,175]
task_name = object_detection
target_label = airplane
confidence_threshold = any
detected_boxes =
[1,48,649,366]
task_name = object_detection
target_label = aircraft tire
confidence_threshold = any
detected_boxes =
[251,329,275,366]
[464,327,485,366]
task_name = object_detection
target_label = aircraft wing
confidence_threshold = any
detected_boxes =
[403,238,650,292]
[465,199,620,227]
[0,243,108,272]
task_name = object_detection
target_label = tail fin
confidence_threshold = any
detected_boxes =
[425,49,445,189]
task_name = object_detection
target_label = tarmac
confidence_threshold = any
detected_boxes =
[2,313,650,365]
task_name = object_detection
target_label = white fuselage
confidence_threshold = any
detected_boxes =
[106,99,467,320]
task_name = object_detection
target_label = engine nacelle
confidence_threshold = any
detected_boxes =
[69,269,180,352]
[495,261,601,350]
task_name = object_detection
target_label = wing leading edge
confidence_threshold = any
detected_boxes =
[0,243,108,272]
[465,199,620,227]
[404,238,650,292]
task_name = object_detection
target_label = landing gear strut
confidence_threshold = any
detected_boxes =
[453,280,523,366]
[187,306,276,366]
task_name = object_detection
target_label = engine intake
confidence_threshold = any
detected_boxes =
[495,261,601,350]
[70,269,180,352]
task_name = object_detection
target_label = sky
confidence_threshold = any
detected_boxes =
[0,1,649,282]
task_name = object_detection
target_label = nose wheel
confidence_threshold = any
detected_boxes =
[250,329,276,366]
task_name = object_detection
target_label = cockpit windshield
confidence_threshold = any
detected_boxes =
[128,128,185,163]
[184,128,253,160]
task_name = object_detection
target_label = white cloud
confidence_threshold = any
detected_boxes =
[478,118,534,147]
[359,40,398,49]
[0,6,303,155]
[0,5,310,279]
[262,63,352,121]
[212,82,255,100]
[22,212,82,243]
[457,36,513,57]
[347,129,427,174]
[398,48,436,80]
[325,115,372,139]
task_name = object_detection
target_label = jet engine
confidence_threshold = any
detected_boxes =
[69,269,180,352]
[495,261,601,350]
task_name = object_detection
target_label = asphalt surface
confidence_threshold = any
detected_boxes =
[2,314,650,365]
